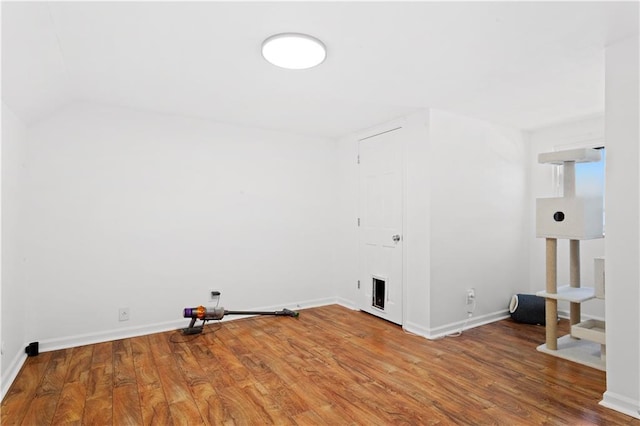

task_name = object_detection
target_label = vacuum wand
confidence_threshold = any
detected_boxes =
[181,305,299,335]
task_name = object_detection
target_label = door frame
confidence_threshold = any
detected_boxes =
[356,118,408,326]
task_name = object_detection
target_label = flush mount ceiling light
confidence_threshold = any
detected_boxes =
[262,33,326,70]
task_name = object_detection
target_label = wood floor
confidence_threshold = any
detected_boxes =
[2,304,638,425]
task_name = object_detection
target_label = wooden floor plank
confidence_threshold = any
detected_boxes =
[50,344,94,425]
[131,335,173,425]
[3,305,639,425]
[112,339,143,425]
[49,381,86,425]
[0,352,52,426]
[82,341,113,425]
[19,348,73,425]
[150,334,204,424]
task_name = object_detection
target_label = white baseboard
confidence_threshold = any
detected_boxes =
[335,297,358,310]
[290,297,339,311]
[600,391,640,419]
[402,320,431,337]
[405,309,510,340]
[332,299,510,340]
[38,319,188,353]
[1,349,27,401]
[31,297,339,354]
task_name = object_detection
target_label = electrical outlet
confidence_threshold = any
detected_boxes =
[466,289,475,305]
[119,307,130,322]
[209,290,221,301]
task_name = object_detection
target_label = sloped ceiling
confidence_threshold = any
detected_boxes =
[2,1,638,138]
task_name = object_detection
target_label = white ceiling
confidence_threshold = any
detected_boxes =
[2,1,638,138]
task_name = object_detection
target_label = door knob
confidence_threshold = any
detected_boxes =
[392,234,401,243]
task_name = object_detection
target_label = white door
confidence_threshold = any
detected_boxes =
[359,128,404,325]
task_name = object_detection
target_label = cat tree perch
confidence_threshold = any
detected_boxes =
[535,147,606,371]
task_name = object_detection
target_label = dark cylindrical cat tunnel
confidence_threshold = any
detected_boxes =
[509,294,546,325]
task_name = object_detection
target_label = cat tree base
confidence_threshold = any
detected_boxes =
[537,335,605,371]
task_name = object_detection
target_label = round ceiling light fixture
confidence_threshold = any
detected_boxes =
[262,33,326,70]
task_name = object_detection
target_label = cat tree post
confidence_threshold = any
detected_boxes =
[546,237,558,350]
[564,161,581,327]
[569,239,581,325]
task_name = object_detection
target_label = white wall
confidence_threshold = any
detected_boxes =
[334,109,528,337]
[21,103,337,350]
[403,112,432,331]
[601,34,640,418]
[428,109,528,333]
[333,132,359,308]
[527,115,606,320]
[1,102,28,396]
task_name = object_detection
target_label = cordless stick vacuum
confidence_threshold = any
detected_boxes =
[181,298,299,335]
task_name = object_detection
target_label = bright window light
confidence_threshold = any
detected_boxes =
[262,33,326,70]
